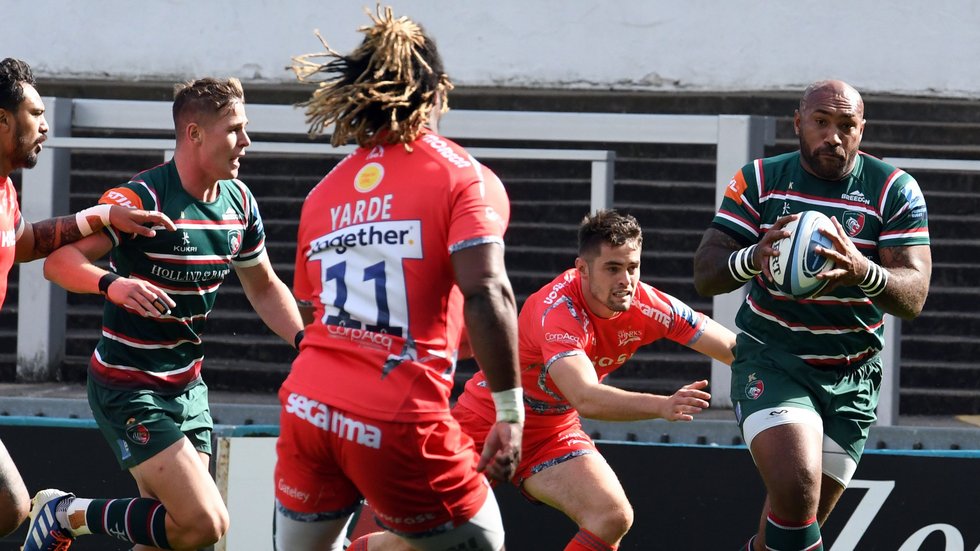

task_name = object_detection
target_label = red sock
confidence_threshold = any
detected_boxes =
[564,527,616,551]
[347,535,370,551]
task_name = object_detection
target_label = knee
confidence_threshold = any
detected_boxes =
[769,470,822,520]
[172,505,229,550]
[592,501,633,540]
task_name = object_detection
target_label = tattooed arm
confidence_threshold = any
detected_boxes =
[15,215,84,263]
[15,206,175,263]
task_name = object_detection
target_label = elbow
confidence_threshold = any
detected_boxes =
[568,396,599,419]
[462,276,515,306]
[896,300,926,321]
[693,276,713,298]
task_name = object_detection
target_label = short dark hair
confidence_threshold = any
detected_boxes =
[0,58,36,113]
[172,77,244,131]
[578,209,643,259]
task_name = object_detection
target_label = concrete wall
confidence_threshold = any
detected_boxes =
[8,1,980,97]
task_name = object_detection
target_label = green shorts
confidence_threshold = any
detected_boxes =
[88,378,213,469]
[730,333,881,463]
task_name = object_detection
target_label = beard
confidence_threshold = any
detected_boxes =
[801,144,852,180]
[14,125,41,169]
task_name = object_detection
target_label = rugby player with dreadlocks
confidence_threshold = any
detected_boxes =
[274,6,523,551]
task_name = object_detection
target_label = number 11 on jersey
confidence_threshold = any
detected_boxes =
[307,220,424,337]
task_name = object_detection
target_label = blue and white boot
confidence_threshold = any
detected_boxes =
[21,489,75,551]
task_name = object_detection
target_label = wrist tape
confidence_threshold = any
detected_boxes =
[75,204,112,237]
[492,387,525,424]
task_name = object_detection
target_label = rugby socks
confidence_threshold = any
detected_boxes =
[765,512,823,551]
[60,497,172,549]
[565,527,617,550]
[742,534,757,550]
[347,535,369,550]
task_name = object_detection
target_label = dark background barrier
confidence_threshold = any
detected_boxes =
[2,423,978,550]
[497,442,980,550]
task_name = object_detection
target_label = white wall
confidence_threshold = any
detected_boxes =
[9,1,980,97]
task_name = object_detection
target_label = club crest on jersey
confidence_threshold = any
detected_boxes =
[843,211,865,237]
[228,229,242,255]
[745,373,764,400]
[617,329,641,346]
[125,417,150,445]
[354,162,384,193]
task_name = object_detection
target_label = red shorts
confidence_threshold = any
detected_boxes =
[274,388,489,535]
[452,402,598,489]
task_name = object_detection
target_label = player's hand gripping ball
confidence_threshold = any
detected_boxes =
[769,210,836,298]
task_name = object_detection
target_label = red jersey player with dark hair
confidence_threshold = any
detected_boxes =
[276,6,523,551]
[454,209,737,551]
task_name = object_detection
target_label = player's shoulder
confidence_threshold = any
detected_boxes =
[524,270,581,312]
[759,151,801,175]
[101,162,173,210]
[632,281,671,310]
[856,151,910,182]
[413,131,486,178]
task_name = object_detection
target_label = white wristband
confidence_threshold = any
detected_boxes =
[858,260,889,297]
[75,204,112,237]
[491,387,525,424]
[728,244,761,283]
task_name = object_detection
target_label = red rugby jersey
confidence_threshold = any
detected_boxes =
[286,131,510,422]
[457,268,707,423]
[0,177,24,310]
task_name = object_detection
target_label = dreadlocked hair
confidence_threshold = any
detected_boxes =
[290,4,454,149]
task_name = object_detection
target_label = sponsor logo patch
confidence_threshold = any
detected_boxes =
[100,187,144,210]
[841,189,871,205]
[354,162,384,193]
[724,172,748,205]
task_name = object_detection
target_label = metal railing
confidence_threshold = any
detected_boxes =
[19,97,774,410]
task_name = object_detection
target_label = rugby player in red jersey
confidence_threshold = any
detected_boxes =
[0,57,174,542]
[453,209,736,551]
[275,6,523,551]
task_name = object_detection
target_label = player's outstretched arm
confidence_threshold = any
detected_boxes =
[15,205,175,263]
[235,255,305,348]
[451,242,523,482]
[550,354,711,422]
[42,233,176,317]
[686,317,737,365]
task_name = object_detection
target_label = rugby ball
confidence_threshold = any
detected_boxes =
[768,211,836,298]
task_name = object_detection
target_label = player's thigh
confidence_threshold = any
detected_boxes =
[88,379,212,469]
[130,437,226,525]
[273,507,351,551]
[402,490,505,551]
[521,452,628,524]
[353,417,488,535]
